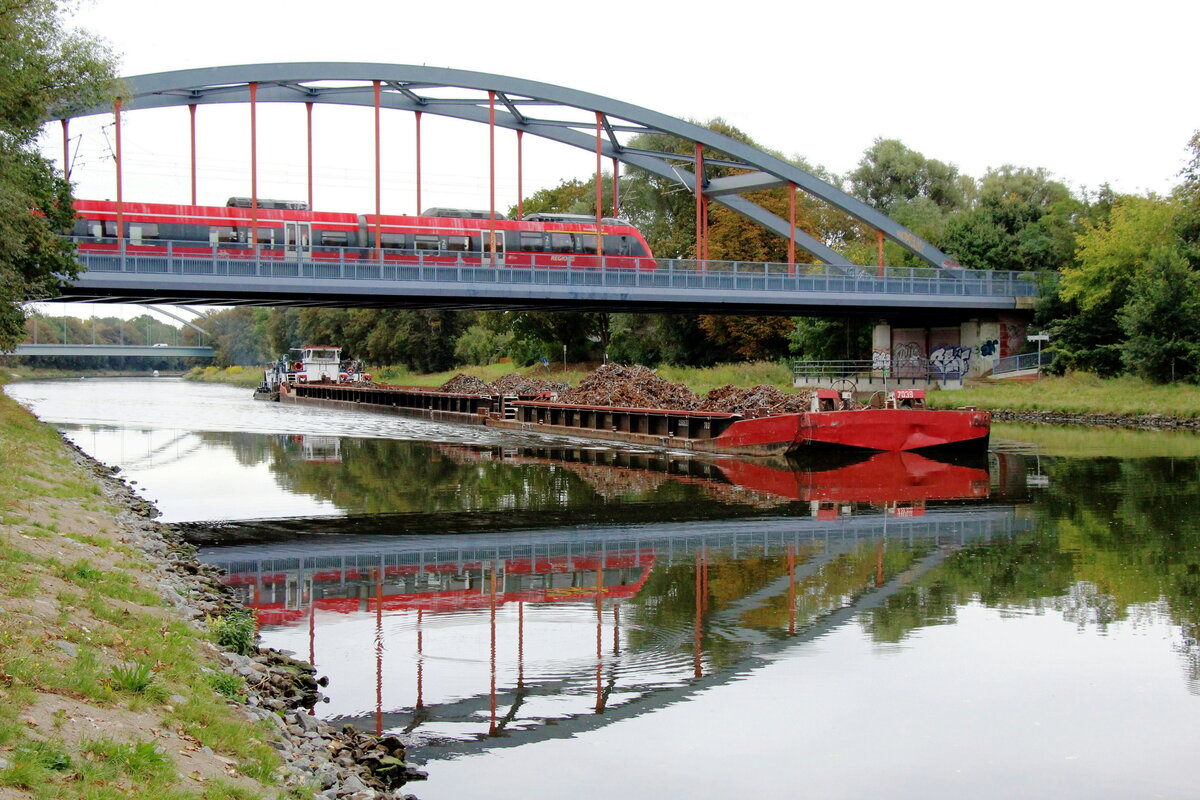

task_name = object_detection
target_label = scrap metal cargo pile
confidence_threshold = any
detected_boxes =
[431,364,816,418]
[436,372,571,396]
[355,364,818,418]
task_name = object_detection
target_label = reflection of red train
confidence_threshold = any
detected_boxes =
[223,550,657,627]
[72,199,655,268]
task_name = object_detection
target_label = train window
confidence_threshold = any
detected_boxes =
[88,221,103,237]
[445,236,470,252]
[380,233,405,249]
[575,234,597,253]
[603,235,630,256]
[129,223,159,241]
[519,233,544,252]
[211,226,237,243]
[550,233,572,253]
[414,235,440,251]
[252,228,274,245]
[103,220,119,237]
[321,231,349,246]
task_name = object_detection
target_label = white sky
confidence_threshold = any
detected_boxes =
[35,0,1200,320]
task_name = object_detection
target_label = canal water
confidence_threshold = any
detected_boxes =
[7,377,1200,799]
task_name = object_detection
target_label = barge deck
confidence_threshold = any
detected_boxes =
[278,381,989,456]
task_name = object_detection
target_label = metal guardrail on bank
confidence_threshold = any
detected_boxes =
[70,240,1040,299]
[993,351,1055,374]
[791,357,970,382]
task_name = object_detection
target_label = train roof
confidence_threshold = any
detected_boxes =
[226,197,310,210]
[523,212,634,226]
[420,207,497,220]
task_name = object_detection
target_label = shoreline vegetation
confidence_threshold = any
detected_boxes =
[0,376,425,799]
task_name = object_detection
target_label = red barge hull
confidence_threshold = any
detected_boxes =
[278,382,989,456]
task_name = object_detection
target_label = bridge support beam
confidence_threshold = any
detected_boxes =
[189,103,197,205]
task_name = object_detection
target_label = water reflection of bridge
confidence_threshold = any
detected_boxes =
[200,507,1031,756]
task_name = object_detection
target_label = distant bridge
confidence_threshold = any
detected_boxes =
[9,344,214,358]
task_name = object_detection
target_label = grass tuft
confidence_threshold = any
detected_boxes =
[109,660,156,693]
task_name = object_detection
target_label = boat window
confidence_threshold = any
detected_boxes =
[414,235,440,251]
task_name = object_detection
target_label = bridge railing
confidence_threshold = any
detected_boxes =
[70,239,1039,298]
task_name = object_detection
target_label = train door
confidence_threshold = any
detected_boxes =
[482,229,505,267]
[284,222,311,260]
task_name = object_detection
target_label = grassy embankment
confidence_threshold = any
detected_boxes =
[923,373,1200,419]
[0,374,306,799]
[0,366,174,381]
[183,366,262,387]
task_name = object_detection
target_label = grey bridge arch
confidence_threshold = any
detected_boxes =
[59,63,957,270]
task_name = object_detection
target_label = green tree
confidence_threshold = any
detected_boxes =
[942,166,1081,272]
[848,137,969,216]
[0,1,117,349]
[788,317,872,361]
[1049,194,1178,374]
[1176,131,1200,268]
[1119,247,1200,382]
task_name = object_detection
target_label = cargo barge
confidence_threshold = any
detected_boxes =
[266,348,989,457]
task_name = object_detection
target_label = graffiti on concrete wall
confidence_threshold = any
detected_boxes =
[872,350,892,371]
[978,339,999,358]
[929,345,973,378]
[891,342,924,378]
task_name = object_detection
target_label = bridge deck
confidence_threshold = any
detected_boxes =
[64,250,1038,317]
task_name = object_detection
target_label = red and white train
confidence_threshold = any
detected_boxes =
[72,198,656,268]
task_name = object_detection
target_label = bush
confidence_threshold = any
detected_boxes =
[226,365,243,375]
[211,609,257,656]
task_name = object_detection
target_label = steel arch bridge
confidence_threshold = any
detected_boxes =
[56,63,959,270]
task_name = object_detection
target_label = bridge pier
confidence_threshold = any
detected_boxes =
[871,314,1029,387]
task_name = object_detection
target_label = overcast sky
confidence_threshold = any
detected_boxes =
[36,0,1200,319]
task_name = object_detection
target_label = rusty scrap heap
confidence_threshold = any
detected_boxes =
[438,373,490,394]
[438,364,816,418]
[438,372,570,395]
[560,364,702,410]
[487,373,570,396]
[699,384,815,417]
